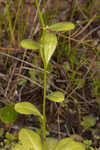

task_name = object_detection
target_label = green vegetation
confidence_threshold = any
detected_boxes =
[0,105,18,124]
[13,7,75,148]
[0,0,100,149]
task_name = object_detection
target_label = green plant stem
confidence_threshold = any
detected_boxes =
[42,66,47,140]
[6,4,15,45]
[35,0,47,148]
[35,0,45,29]
[41,65,47,150]
[12,0,22,34]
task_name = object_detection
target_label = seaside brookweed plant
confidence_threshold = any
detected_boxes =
[12,24,86,150]
[12,1,86,150]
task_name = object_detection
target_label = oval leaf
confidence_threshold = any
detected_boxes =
[18,78,27,86]
[46,137,58,150]
[47,91,64,103]
[55,138,85,150]
[21,39,40,50]
[12,144,27,150]
[0,105,18,123]
[47,22,75,32]
[81,115,96,128]
[19,128,42,150]
[15,102,43,119]
[40,32,57,66]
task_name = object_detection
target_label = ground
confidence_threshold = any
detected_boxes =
[0,0,100,149]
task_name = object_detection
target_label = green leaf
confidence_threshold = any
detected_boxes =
[47,22,75,32]
[21,39,40,50]
[55,137,85,150]
[83,140,92,146]
[0,105,18,123]
[47,91,64,103]
[12,144,27,150]
[91,128,100,140]
[46,137,58,150]
[40,32,57,66]
[0,128,4,137]
[96,98,100,113]
[5,132,16,141]
[29,70,37,81]
[19,128,42,150]
[15,102,43,119]
[81,115,96,128]
[18,78,27,86]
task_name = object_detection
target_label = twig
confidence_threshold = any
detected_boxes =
[80,25,100,42]
[0,47,22,51]
[76,0,88,19]
[0,51,44,72]
[4,63,17,99]
[0,73,8,81]
[74,14,97,38]
[15,73,43,89]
